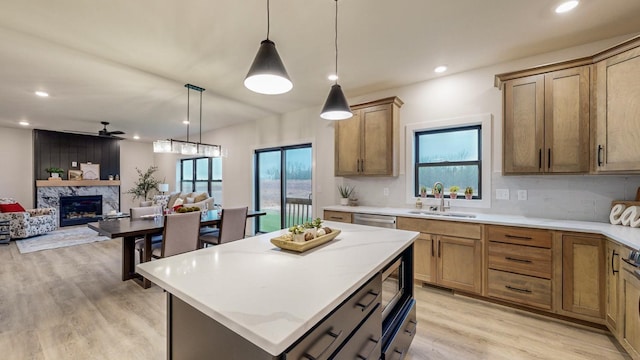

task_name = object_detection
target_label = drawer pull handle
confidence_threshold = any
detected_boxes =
[597,144,604,166]
[355,290,379,312]
[505,285,532,294]
[505,256,532,264]
[302,329,343,360]
[611,250,619,274]
[329,216,343,220]
[504,234,532,240]
[404,319,417,336]
[356,337,379,360]
[392,348,406,360]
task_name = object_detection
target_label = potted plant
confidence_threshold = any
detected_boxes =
[125,166,161,204]
[432,183,443,199]
[337,185,355,205]
[449,185,460,199]
[464,186,474,200]
[419,185,427,197]
[45,167,64,179]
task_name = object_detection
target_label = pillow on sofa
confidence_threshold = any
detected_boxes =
[167,192,181,208]
[0,203,26,213]
[0,198,17,204]
[194,192,209,203]
[185,197,195,204]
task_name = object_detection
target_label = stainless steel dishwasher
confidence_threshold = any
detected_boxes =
[352,213,397,229]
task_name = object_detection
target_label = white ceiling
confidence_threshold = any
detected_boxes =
[1,0,640,141]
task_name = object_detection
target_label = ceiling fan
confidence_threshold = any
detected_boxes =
[65,121,126,139]
[97,121,125,138]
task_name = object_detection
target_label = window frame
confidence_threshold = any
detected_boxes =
[180,157,222,198]
[404,114,492,209]
[413,125,482,199]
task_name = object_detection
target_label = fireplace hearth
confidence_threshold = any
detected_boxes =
[59,195,103,227]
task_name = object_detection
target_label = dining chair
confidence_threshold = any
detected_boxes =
[199,207,248,247]
[153,211,201,258]
[131,206,163,263]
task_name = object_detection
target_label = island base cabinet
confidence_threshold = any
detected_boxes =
[332,304,381,360]
[383,299,417,360]
[622,265,640,359]
[168,295,276,360]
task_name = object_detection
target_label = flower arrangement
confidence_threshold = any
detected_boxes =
[419,185,427,197]
[432,183,443,198]
[449,185,460,199]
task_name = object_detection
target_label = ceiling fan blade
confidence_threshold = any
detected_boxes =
[109,130,125,135]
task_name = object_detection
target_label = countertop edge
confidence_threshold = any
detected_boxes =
[324,205,640,250]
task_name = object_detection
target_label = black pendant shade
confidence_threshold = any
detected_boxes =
[320,84,352,120]
[244,39,293,95]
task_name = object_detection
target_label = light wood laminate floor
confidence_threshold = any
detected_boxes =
[0,238,630,359]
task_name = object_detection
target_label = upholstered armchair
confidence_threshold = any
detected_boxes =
[0,200,58,239]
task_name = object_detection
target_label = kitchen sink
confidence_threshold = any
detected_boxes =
[407,210,476,218]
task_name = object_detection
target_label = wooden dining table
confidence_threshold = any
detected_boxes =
[87,210,266,288]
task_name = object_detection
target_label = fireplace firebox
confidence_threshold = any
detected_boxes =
[59,195,103,227]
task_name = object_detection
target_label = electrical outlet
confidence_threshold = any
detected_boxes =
[383,188,389,196]
[496,189,510,200]
[517,190,528,201]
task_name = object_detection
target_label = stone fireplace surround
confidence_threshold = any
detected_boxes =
[36,180,120,226]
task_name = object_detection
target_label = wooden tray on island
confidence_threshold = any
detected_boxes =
[271,229,341,253]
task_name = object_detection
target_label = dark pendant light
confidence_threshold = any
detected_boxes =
[320,0,352,120]
[244,0,293,95]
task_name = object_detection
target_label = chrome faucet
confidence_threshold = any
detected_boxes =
[433,181,444,212]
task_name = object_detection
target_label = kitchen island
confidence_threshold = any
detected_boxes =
[136,221,419,359]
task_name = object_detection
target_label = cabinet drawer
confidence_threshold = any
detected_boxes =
[487,225,551,248]
[488,269,551,310]
[383,299,417,360]
[323,210,352,223]
[397,217,481,239]
[488,242,552,279]
[331,304,381,360]
[284,273,381,360]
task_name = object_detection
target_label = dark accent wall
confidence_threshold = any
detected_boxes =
[33,129,120,180]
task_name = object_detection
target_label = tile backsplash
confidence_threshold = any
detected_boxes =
[341,173,640,223]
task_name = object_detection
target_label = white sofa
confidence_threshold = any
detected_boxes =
[0,198,57,239]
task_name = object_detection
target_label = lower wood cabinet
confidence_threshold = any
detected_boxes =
[488,269,552,310]
[398,217,482,295]
[621,260,640,359]
[561,234,605,321]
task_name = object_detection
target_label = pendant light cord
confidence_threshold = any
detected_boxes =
[199,90,203,144]
[334,0,339,84]
[266,0,270,40]
[186,86,190,142]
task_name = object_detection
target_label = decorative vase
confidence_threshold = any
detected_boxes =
[340,198,349,205]
[434,193,442,199]
[450,193,457,200]
[293,233,305,243]
[465,194,473,200]
[420,192,426,198]
[51,173,59,178]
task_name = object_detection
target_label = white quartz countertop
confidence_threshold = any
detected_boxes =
[324,205,640,251]
[136,221,418,356]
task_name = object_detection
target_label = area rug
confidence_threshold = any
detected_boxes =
[15,227,110,254]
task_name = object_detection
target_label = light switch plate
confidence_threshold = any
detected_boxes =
[496,189,510,200]
[517,190,527,200]
[72,161,77,167]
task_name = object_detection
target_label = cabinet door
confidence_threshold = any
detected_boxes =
[544,67,590,173]
[437,235,482,294]
[562,235,605,319]
[503,74,545,174]
[623,266,640,358]
[414,233,436,284]
[361,104,394,175]
[594,46,640,172]
[334,109,362,176]
[606,241,622,336]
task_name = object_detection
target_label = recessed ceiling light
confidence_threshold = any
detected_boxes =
[328,74,339,81]
[555,1,579,13]
[35,91,49,97]
[434,65,448,73]
[133,135,140,140]
[19,120,30,126]
[182,120,190,125]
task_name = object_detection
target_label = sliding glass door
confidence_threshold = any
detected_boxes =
[255,144,312,233]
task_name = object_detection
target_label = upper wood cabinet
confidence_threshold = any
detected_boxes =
[502,66,590,174]
[594,45,640,173]
[334,97,403,176]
